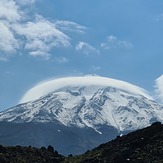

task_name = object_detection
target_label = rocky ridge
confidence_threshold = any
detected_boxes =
[0,122,163,162]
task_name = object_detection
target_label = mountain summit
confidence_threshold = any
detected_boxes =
[0,76,162,155]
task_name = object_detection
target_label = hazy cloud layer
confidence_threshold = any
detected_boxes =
[76,42,100,56]
[101,35,133,50]
[54,57,69,63]
[15,0,36,5]
[55,20,86,34]
[154,75,163,103]
[0,0,85,61]
[90,66,101,71]
[155,14,163,22]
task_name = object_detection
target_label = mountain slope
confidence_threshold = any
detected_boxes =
[66,122,163,163]
[0,76,162,155]
[0,122,162,163]
[0,85,162,131]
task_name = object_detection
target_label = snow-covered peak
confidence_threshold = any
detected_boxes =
[20,76,152,103]
[0,83,162,132]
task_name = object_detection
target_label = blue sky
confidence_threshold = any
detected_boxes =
[0,0,163,110]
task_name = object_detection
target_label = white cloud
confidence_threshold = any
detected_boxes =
[0,0,21,61]
[76,42,100,56]
[55,20,86,34]
[12,15,71,59]
[0,0,85,61]
[13,15,70,47]
[25,39,51,53]
[0,22,19,54]
[29,51,51,60]
[101,35,133,50]
[20,76,152,103]
[0,0,21,22]
[15,0,36,5]
[154,75,163,103]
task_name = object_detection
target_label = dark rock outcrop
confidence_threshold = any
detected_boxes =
[0,122,163,162]
[0,145,64,163]
[66,122,163,162]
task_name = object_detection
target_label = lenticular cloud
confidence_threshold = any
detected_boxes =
[154,75,163,103]
[20,76,152,103]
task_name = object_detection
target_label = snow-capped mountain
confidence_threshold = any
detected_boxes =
[0,76,162,155]
[0,76,162,131]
